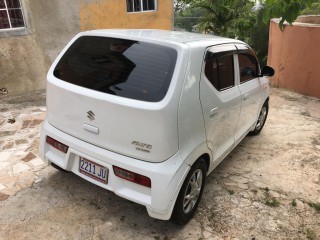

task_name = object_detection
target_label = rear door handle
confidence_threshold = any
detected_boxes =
[244,93,249,101]
[210,107,218,119]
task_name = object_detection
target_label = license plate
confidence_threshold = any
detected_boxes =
[79,157,108,184]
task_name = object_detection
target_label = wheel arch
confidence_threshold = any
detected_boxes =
[265,97,269,104]
[197,153,210,172]
[170,153,209,224]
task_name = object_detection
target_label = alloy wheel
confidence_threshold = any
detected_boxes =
[183,169,203,214]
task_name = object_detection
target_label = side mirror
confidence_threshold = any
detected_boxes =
[260,66,275,77]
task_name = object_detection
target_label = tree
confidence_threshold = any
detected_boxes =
[250,6,270,65]
[301,1,320,14]
[193,0,255,36]
[174,1,205,32]
[174,0,270,65]
[263,0,317,30]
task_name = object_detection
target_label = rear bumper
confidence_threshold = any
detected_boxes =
[40,119,189,220]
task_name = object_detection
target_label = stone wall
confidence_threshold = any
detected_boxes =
[268,18,320,98]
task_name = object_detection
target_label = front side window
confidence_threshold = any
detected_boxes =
[54,36,177,102]
[127,0,156,12]
[0,0,25,30]
[238,52,259,83]
[205,54,235,91]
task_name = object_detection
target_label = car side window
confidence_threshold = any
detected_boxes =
[205,54,234,91]
[238,52,259,83]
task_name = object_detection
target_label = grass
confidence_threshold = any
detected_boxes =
[306,228,317,240]
[262,187,280,207]
[291,199,297,207]
[207,211,216,222]
[265,198,280,207]
[308,202,320,213]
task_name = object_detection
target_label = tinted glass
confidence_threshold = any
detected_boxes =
[238,53,259,83]
[6,0,20,8]
[0,10,9,28]
[218,55,234,90]
[126,0,132,12]
[8,9,24,27]
[0,0,5,8]
[205,59,219,90]
[205,55,234,91]
[54,36,177,102]
[127,0,141,12]
[143,0,155,10]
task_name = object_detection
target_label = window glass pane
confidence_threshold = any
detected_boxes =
[134,0,140,11]
[205,59,219,90]
[143,0,155,11]
[126,0,133,12]
[0,10,10,28]
[54,36,177,102]
[8,9,23,27]
[238,53,258,83]
[0,0,5,9]
[205,55,234,91]
[218,55,234,90]
[6,0,21,9]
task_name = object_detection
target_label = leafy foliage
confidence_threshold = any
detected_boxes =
[174,5,204,32]
[263,0,317,30]
[301,2,320,14]
[249,5,270,65]
[193,0,255,37]
[173,0,270,65]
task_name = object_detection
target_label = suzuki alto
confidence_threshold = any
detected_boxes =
[40,29,274,224]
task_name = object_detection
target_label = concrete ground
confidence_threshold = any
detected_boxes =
[0,87,319,240]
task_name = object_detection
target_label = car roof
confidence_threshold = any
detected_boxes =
[83,29,244,46]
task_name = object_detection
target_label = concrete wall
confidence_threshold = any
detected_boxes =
[0,35,48,95]
[0,0,173,96]
[0,0,82,96]
[80,0,173,30]
[268,19,320,98]
[28,0,81,62]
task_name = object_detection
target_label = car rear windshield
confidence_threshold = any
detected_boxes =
[53,36,177,102]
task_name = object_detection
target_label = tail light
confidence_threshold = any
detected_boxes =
[113,166,151,188]
[46,136,69,153]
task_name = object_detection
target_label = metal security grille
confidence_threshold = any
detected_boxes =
[0,0,25,30]
[127,0,156,12]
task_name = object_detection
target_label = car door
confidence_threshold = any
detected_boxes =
[234,44,263,142]
[200,44,242,163]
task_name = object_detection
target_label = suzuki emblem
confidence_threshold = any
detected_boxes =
[87,110,95,121]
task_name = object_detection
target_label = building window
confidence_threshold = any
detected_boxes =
[127,0,156,12]
[0,0,25,30]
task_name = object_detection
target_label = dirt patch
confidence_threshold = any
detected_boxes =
[0,90,46,109]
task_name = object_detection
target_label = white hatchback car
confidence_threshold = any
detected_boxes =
[40,29,274,224]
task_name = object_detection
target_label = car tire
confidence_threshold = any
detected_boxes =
[171,159,207,225]
[249,101,269,136]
